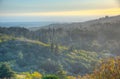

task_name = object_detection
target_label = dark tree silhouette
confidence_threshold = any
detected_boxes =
[0,63,15,79]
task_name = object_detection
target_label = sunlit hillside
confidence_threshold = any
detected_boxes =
[0,0,120,79]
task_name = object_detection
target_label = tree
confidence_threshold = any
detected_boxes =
[0,63,15,79]
[54,44,60,54]
[50,42,55,52]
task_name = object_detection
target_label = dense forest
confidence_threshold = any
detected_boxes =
[0,15,120,79]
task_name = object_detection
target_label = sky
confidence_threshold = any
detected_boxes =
[0,0,120,22]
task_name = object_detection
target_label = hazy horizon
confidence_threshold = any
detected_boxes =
[0,0,120,22]
[0,14,119,28]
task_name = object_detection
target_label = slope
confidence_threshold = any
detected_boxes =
[0,34,103,75]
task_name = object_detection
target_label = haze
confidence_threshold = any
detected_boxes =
[0,0,120,22]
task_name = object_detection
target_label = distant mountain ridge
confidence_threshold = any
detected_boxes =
[29,15,120,31]
[0,22,53,28]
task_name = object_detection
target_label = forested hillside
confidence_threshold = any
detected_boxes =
[0,34,101,75]
[0,15,120,76]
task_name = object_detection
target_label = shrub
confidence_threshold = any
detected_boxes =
[42,75,59,79]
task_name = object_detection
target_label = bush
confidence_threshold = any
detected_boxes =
[79,56,120,79]
[91,57,120,79]
[24,71,42,79]
[42,75,59,79]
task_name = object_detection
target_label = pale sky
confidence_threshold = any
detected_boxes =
[0,0,120,22]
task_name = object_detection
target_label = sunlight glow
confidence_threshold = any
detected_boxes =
[0,8,120,17]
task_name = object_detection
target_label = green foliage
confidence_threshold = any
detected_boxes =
[18,52,24,59]
[0,36,101,75]
[56,70,67,79]
[42,75,59,79]
[0,26,118,75]
[23,71,42,79]
[16,37,50,47]
[0,34,15,43]
[0,63,15,79]
[41,59,63,74]
[65,50,99,74]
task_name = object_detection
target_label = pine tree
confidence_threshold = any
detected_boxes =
[0,63,15,79]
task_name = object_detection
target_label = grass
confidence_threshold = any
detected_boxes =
[16,37,49,47]
[0,34,68,51]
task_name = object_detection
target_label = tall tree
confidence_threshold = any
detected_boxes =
[0,63,15,79]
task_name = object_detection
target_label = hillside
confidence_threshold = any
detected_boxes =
[32,15,120,55]
[30,15,120,30]
[0,34,103,75]
[0,15,120,75]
